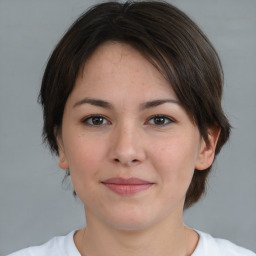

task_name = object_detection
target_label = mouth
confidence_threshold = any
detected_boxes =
[101,177,154,195]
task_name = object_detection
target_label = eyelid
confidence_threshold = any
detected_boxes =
[81,114,175,127]
[146,114,175,126]
[81,114,111,126]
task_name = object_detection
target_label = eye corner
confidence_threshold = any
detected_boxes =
[81,114,111,127]
[146,114,176,127]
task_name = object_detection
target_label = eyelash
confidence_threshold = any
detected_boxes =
[81,114,175,127]
[81,114,110,126]
[147,115,175,126]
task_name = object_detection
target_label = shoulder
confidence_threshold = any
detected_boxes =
[6,231,80,256]
[193,230,256,256]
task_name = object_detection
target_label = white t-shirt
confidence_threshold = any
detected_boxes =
[7,230,256,256]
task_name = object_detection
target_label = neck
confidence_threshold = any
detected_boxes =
[74,208,198,256]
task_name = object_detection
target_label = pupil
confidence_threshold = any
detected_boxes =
[92,116,103,125]
[155,117,165,124]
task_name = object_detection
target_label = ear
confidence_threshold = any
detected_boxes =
[195,126,221,171]
[55,127,69,170]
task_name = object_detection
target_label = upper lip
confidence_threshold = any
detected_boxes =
[101,177,154,185]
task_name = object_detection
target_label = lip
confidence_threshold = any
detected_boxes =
[101,177,154,195]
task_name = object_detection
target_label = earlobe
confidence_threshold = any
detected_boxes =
[195,126,221,171]
[55,127,69,170]
[58,151,69,170]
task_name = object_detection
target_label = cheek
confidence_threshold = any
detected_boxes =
[151,136,198,190]
[68,147,102,204]
[64,136,107,191]
[65,132,105,167]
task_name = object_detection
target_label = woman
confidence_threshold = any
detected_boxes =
[8,1,255,255]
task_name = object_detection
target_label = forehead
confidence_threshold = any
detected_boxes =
[73,41,176,100]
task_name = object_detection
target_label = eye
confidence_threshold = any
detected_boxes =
[147,115,174,126]
[82,115,109,126]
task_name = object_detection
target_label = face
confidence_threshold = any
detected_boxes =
[57,42,217,231]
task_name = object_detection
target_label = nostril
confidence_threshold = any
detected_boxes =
[113,158,139,165]
[114,158,139,165]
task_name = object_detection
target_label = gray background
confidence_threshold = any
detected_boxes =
[0,0,255,254]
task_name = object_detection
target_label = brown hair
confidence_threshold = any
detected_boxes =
[39,1,231,209]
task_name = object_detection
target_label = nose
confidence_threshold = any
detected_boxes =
[109,122,146,167]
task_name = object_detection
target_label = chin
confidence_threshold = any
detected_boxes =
[102,207,162,232]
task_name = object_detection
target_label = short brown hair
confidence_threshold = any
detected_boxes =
[39,1,231,208]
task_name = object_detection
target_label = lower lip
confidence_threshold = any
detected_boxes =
[102,183,153,195]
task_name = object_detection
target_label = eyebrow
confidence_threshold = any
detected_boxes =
[139,99,180,110]
[73,97,180,110]
[73,98,113,109]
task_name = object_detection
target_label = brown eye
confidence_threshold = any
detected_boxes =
[148,115,174,126]
[82,115,108,126]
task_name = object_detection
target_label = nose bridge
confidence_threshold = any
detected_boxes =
[110,118,145,166]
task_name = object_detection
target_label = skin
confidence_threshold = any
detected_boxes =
[57,42,219,256]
